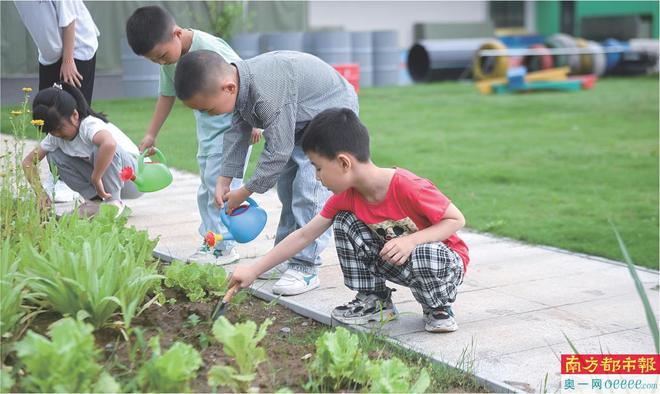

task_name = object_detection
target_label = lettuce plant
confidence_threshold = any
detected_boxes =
[14,316,119,393]
[367,357,430,393]
[208,317,272,392]
[136,336,202,393]
[306,327,372,392]
[164,260,229,302]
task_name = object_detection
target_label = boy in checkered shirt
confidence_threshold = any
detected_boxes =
[229,108,469,332]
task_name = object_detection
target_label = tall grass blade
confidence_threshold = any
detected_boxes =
[610,222,659,353]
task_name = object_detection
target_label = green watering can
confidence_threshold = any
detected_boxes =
[120,147,173,192]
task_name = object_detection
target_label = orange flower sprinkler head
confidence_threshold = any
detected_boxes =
[205,231,225,248]
[120,166,136,182]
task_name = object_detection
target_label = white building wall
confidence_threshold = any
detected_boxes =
[308,1,490,49]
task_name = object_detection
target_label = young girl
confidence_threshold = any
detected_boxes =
[22,82,141,217]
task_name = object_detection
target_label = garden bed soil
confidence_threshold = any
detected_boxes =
[11,287,485,393]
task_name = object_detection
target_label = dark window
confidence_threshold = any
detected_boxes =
[490,1,525,28]
[560,1,576,35]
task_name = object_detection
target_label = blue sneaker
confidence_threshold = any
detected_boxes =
[272,269,319,296]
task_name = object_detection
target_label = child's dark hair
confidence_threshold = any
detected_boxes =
[302,108,370,162]
[126,5,175,55]
[175,50,233,101]
[32,82,107,134]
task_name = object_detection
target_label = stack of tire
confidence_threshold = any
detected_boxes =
[513,34,606,76]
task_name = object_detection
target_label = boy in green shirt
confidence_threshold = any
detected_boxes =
[126,5,261,265]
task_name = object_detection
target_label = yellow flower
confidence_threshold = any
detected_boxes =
[10,110,23,116]
[31,119,44,126]
[22,87,33,93]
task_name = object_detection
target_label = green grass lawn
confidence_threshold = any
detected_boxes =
[2,76,658,268]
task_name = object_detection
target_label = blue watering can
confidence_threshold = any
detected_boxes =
[205,198,267,245]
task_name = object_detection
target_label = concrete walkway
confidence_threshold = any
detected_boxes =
[4,135,658,393]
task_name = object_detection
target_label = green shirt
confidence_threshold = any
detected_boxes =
[160,29,241,156]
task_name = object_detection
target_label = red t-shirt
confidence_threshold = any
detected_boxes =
[320,168,469,271]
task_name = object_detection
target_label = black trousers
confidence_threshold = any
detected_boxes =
[39,54,96,104]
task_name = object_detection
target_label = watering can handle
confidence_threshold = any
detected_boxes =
[220,197,259,228]
[137,147,168,174]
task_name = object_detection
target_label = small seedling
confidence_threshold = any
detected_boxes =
[184,313,201,328]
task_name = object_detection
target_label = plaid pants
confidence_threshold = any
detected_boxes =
[333,211,464,309]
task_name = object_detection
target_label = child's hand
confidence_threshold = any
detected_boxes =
[214,176,232,208]
[224,187,252,213]
[38,194,52,211]
[227,264,260,290]
[139,135,157,156]
[250,128,262,145]
[92,177,112,200]
[380,236,416,265]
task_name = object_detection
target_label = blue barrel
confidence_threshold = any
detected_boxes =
[351,32,373,87]
[231,33,261,59]
[602,38,627,72]
[373,30,399,86]
[261,32,305,53]
[121,39,159,98]
[312,31,351,65]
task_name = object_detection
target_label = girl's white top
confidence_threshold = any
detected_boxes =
[40,115,139,159]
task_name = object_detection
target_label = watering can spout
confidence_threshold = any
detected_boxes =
[205,231,234,247]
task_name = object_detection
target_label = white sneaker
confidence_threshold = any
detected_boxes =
[188,245,240,266]
[272,269,320,296]
[53,180,79,202]
[43,176,79,203]
[257,263,288,280]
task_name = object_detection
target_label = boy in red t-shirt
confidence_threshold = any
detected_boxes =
[228,108,469,332]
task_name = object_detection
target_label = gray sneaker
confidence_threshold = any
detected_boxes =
[424,306,458,333]
[77,199,101,218]
[332,290,398,325]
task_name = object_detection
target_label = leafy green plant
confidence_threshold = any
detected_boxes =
[1,88,47,244]
[19,209,162,329]
[14,316,119,393]
[305,327,372,392]
[1,365,14,393]
[22,239,156,329]
[164,260,229,302]
[367,357,430,393]
[197,331,211,351]
[0,238,26,337]
[208,317,272,392]
[136,336,202,393]
[184,313,202,328]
